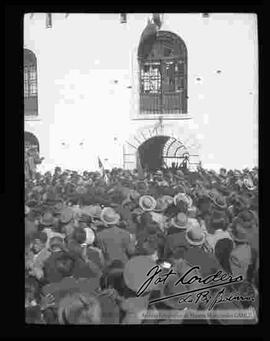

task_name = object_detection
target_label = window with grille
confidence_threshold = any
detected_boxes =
[24,65,37,97]
[138,31,188,115]
[24,49,38,116]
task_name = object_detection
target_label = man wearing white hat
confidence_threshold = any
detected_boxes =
[96,207,136,266]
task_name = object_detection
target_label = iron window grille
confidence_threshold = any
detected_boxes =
[138,31,188,115]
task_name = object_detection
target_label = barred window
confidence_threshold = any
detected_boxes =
[138,31,188,115]
[24,49,38,116]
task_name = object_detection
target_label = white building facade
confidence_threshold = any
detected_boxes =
[24,13,258,173]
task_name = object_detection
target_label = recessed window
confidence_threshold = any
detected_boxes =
[24,49,38,116]
[138,31,188,115]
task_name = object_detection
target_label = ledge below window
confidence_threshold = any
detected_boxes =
[24,115,42,122]
[132,113,192,121]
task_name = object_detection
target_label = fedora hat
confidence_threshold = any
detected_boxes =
[174,193,193,209]
[171,213,189,229]
[153,197,168,212]
[40,212,54,226]
[139,195,157,211]
[100,207,120,226]
[60,207,74,224]
[185,221,206,246]
[123,256,157,293]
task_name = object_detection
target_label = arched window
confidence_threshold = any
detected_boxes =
[24,49,38,116]
[138,31,187,115]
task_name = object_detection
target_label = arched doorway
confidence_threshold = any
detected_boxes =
[24,131,39,152]
[137,135,190,171]
[138,136,169,171]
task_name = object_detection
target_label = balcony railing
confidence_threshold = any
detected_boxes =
[140,91,187,115]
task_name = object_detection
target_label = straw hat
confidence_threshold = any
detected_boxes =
[139,195,157,211]
[84,228,95,245]
[185,221,206,246]
[174,193,193,209]
[243,177,256,191]
[171,213,189,229]
[123,256,157,293]
[100,207,120,226]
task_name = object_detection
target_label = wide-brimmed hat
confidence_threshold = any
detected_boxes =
[153,197,168,212]
[139,195,157,211]
[185,221,205,246]
[40,212,54,226]
[100,207,120,226]
[171,213,189,229]
[174,193,193,209]
[187,205,197,217]
[211,195,227,210]
[60,207,74,224]
[84,228,95,245]
[48,235,65,249]
[123,256,157,293]
[81,205,102,219]
[243,177,256,191]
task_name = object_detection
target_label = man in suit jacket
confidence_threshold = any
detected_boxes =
[96,208,136,266]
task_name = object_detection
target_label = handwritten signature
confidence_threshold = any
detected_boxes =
[136,265,255,310]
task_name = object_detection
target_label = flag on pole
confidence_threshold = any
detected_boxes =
[98,157,104,175]
[136,152,144,180]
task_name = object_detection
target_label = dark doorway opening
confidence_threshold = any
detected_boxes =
[138,135,169,172]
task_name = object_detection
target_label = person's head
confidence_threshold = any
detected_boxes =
[61,223,75,237]
[48,236,65,253]
[73,227,86,244]
[58,293,102,324]
[31,231,48,254]
[55,252,76,277]
[214,238,234,274]
[25,276,40,305]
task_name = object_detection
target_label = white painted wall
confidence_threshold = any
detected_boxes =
[24,13,258,172]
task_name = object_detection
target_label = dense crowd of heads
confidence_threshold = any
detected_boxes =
[25,163,258,324]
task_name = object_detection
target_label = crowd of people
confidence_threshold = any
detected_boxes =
[25,158,259,324]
